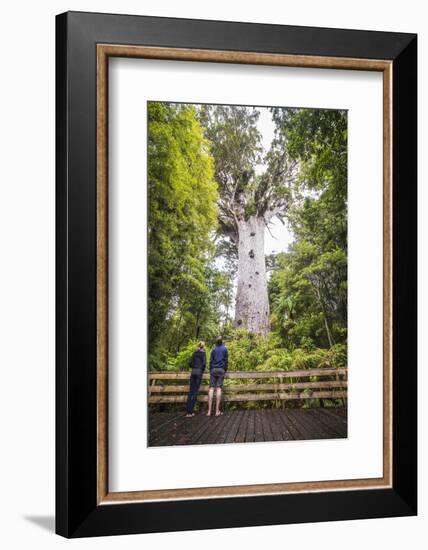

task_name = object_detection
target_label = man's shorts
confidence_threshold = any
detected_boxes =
[209,367,225,388]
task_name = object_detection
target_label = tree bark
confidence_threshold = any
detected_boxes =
[234,215,270,335]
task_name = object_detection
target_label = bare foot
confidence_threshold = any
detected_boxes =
[215,411,223,416]
[206,411,211,417]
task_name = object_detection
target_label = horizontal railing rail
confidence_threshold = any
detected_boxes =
[149,368,346,380]
[148,368,347,404]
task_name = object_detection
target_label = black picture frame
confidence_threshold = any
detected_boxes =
[56,10,417,538]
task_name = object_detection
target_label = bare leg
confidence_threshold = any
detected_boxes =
[207,387,214,416]
[215,387,223,416]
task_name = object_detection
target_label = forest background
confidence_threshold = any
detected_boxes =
[148,101,347,409]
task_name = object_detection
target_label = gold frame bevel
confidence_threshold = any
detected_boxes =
[96,44,393,505]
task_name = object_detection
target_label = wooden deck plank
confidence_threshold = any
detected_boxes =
[267,410,284,441]
[319,409,347,437]
[148,412,182,440]
[274,410,299,440]
[299,408,343,439]
[148,408,347,446]
[306,408,342,435]
[149,413,188,446]
[173,412,209,446]
[330,407,347,418]
[260,410,274,441]
[278,410,306,440]
[289,408,344,440]
[285,409,319,440]
[201,414,230,445]
[319,407,348,426]
[234,410,250,443]
[187,413,217,445]
[269,410,294,441]
[148,411,178,431]
[224,410,245,444]
[216,411,239,444]
[254,410,264,442]
[245,409,256,443]
[312,408,348,437]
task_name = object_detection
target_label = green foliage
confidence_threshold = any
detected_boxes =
[148,102,220,356]
[221,329,346,372]
[166,340,200,371]
[270,107,347,195]
[268,108,348,353]
[156,328,346,374]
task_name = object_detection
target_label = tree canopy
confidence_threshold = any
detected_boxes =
[198,105,298,248]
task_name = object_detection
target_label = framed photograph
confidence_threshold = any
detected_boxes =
[56,11,417,538]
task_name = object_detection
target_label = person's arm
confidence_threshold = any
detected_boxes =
[210,348,214,370]
[224,348,228,372]
[202,352,206,373]
[188,352,194,369]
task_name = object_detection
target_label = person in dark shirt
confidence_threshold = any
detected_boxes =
[207,336,228,417]
[185,342,206,417]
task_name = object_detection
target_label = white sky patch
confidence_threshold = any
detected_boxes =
[255,106,276,173]
[265,218,294,255]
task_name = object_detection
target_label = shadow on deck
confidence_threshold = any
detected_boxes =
[148,407,347,447]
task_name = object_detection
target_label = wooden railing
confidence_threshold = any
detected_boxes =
[148,368,347,404]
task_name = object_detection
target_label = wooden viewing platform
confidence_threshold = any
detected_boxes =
[149,407,347,447]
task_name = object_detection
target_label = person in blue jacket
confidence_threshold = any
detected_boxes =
[185,341,206,417]
[207,336,228,417]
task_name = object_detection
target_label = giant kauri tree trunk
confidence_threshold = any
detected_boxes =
[199,105,297,336]
[235,215,270,334]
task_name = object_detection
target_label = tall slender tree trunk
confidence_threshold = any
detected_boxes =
[234,215,270,335]
[195,308,202,340]
[310,284,335,348]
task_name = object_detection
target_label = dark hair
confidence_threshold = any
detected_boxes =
[215,336,223,346]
